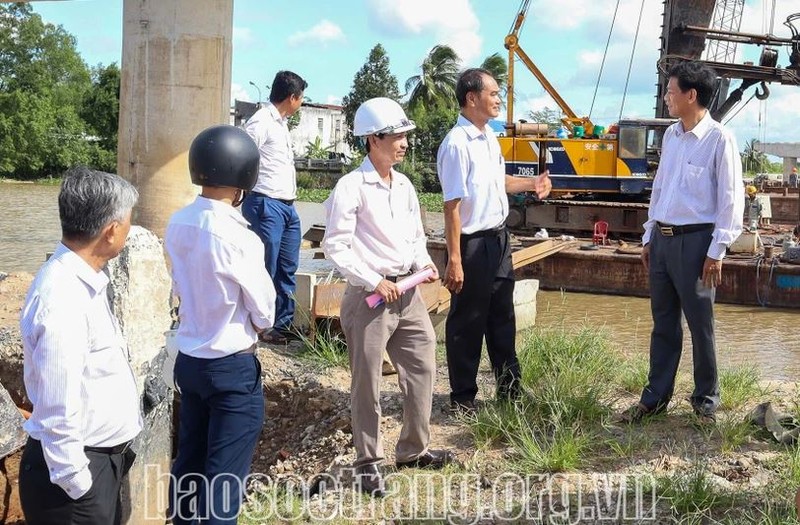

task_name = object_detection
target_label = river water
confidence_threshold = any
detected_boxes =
[1,182,798,380]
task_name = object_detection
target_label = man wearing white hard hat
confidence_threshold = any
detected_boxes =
[322,97,455,497]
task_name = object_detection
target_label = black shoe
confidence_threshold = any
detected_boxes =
[396,449,456,470]
[450,399,477,416]
[619,403,665,424]
[691,405,717,426]
[355,463,384,497]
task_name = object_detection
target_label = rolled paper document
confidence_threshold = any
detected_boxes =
[365,267,435,309]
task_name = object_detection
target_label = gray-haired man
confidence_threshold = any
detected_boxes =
[19,167,141,525]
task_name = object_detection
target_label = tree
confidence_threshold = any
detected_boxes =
[341,44,400,147]
[527,106,562,132]
[304,136,333,159]
[0,4,94,179]
[405,44,460,112]
[480,52,508,93]
[741,138,768,174]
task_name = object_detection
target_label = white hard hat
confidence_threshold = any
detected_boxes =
[353,97,416,137]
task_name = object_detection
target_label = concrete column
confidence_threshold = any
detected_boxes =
[118,0,234,237]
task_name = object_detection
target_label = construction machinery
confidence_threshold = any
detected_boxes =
[503,0,800,235]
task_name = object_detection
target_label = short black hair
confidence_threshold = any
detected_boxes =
[269,71,307,104]
[456,68,493,108]
[668,61,717,109]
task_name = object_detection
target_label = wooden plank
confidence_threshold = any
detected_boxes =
[512,240,576,269]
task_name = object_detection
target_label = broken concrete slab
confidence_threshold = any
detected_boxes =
[0,381,25,460]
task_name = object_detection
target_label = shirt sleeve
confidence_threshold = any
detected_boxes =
[244,111,267,148]
[437,141,470,202]
[214,237,276,331]
[708,132,744,260]
[408,185,434,271]
[321,183,385,290]
[642,133,669,246]
[27,302,93,500]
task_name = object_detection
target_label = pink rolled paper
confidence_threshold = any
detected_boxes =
[365,267,435,309]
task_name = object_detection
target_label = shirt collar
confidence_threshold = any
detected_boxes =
[457,114,488,140]
[266,102,284,123]
[193,195,250,227]
[51,242,109,294]
[359,156,404,188]
[676,110,713,139]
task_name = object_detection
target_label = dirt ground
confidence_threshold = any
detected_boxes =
[2,270,800,523]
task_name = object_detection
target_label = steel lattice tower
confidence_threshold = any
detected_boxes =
[704,0,746,63]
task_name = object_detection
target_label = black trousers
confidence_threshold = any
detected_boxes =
[19,437,136,525]
[446,228,519,403]
[640,226,719,414]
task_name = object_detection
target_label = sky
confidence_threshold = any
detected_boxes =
[30,0,800,154]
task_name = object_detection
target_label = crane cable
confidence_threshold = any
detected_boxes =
[723,92,757,126]
[589,0,622,120]
[618,0,646,124]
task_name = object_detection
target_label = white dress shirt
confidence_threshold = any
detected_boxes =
[245,103,297,200]
[642,111,744,260]
[322,157,434,291]
[437,114,509,234]
[165,197,276,359]
[21,243,141,500]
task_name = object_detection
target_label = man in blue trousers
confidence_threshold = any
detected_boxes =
[242,70,307,344]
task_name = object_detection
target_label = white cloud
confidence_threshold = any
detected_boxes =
[365,0,482,64]
[326,95,342,105]
[287,20,345,47]
[230,83,253,105]
[233,26,254,45]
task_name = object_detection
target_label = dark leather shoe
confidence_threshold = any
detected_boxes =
[619,403,665,424]
[355,463,384,497]
[450,399,477,416]
[396,449,456,470]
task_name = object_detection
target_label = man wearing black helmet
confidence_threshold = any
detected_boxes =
[165,125,276,524]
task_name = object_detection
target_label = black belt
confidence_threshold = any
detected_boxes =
[384,272,412,283]
[462,226,506,239]
[250,191,294,206]
[656,222,714,237]
[235,344,257,355]
[85,439,133,455]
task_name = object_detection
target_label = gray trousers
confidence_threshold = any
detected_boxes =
[340,284,436,467]
[640,226,720,413]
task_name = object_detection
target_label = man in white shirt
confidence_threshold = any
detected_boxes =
[19,167,141,525]
[242,70,307,345]
[323,98,454,498]
[623,61,744,424]
[165,126,276,524]
[437,68,551,414]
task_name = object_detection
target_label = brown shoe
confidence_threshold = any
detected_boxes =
[396,449,456,470]
[355,463,384,497]
[619,403,663,424]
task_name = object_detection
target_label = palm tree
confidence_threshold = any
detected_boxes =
[741,138,767,175]
[480,52,508,93]
[405,45,461,111]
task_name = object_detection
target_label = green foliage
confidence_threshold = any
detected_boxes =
[287,108,300,131]
[80,62,119,152]
[294,320,349,370]
[406,102,458,167]
[0,4,117,179]
[397,158,440,194]
[527,106,562,131]
[657,462,730,519]
[341,44,400,146]
[719,366,764,410]
[296,187,331,203]
[405,44,460,112]
[304,136,333,159]
[742,138,768,174]
[480,52,508,93]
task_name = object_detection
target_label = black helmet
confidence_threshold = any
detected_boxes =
[189,125,260,190]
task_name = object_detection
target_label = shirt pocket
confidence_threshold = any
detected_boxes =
[681,164,710,192]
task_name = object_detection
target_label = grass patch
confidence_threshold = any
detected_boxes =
[617,353,649,395]
[714,413,754,453]
[294,320,349,370]
[658,462,731,519]
[468,327,621,473]
[720,366,764,410]
[418,192,443,213]
[295,188,443,213]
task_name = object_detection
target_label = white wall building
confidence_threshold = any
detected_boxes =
[290,102,350,158]
[231,101,351,159]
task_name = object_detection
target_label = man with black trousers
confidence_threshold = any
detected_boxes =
[623,61,744,424]
[19,168,141,525]
[437,68,551,413]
